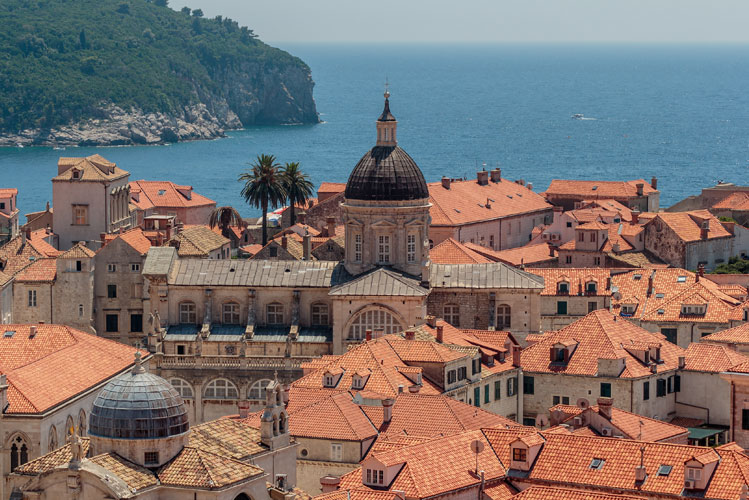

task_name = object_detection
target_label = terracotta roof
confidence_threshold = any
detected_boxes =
[428,178,551,226]
[528,268,612,296]
[28,229,60,257]
[54,155,129,182]
[712,191,749,210]
[58,242,95,259]
[683,342,749,372]
[702,322,749,345]
[315,490,402,500]
[606,251,667,269]
[239,244,263,256]
[430,238,492,264]
[579,199,634,218]
[716,284,748,299]
[14,438,92,474]
[652,210,733,242]
[730,300,749,321]
[544,179,658,199]
[469,241,557,267]
[14,258,57,282]
[510,486,646,500]
[172,225,229,257]
[0,324,140,413]
[0,188,18,198]
[129,180,215,210]
[281,392,378,441]
[318,182,347,194]
[157,447,263,488]
[189,419,267,458]
[109,228,152,255]
[89,453,159,491]
[482,482,519,500]
[0,234,54,276]
[520,309,684,378]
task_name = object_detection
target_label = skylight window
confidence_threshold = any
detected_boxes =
[677,276,687,283]
[655,293,664,299]
[590,458,605,470]
[657,465,672,476]
[657,309,665,315]
[633,274,642,280]
[592,186,598,191]
[158,189,166,195]
[4,330,14,337]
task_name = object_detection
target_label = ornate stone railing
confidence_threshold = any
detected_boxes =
[156,354,314,370]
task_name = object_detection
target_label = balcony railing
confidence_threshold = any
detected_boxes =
[156,354,315,370]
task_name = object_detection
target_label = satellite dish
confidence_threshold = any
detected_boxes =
[535,414,549,428]
[470,439,485,454]
[577,398,590,409]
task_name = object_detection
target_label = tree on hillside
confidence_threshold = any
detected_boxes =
[192,9,203,17]
[281,162,314,227]
[209,206,244,242]
[239,154,286,246]
[79,29,87,49]
[154,0,168,6]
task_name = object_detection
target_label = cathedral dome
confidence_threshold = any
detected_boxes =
[345,145,429,201]
[89,353,189,440]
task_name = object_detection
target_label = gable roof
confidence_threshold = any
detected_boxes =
[330,268,428,297]
[188,418,267,459]
[651,210,733,242]
[701,322,749,346]
[129,180,215,210]
[157,447,263,489]
[682,342,749,372]
[712,191,749,210]
[172,226,229,257]
[58,242,96,259]
[428,178,551,226]
[54,155,129,182]
[429,238,492,264]
[520,309,684,378]
[544,179,658,199]
[14,258,57,283]
[429,262,545,289]
[102,228,153,256]
[0,234,58,276]
[469,241,557,267]
[528,268,612,296]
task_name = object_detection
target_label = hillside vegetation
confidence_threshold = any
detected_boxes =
[0,0,317,134]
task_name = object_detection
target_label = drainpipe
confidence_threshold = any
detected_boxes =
[730,381,735,442]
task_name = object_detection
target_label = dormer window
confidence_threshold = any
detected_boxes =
[681,304,706,315]
[586,281,598,294]
[621,304,636,316]
[677,275,687,283]
[365,469,384,485]
[557,281,570,294]
[686,467,701,481]
[512,448,527,462]
[553,348,565,363]
[589,458,605,470]
[72,169,81,179]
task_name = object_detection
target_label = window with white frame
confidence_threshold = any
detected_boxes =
[223,302,240,324]
[267,303,284,325]
[311,303,329,326]
[170,378,194,399]
[348,309,402,340]
[179,302,196,324]
[130,263,141,272]
[204,378,239,399]
[331,443,343,461]
[407,233,416,263]
[444,304,460,326]
[107,264,116,272]
[497,304,511,330]
[249,379,272,400]
[377,235,390,264]
[686,467,701,480]
[27,290,36,307]
[354,233,362,262]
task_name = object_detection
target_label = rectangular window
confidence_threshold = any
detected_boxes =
[661,328,677,345]
[578,232,585,242]
[674,375,681,392]
[743,409,749,430]
[484,384,490,404]
[594,257,601,265]
[311,303,329,326]
[176,344,186,355]
[179,303,196,324]
[76,260,82,272]
[366,469,371,484]
[553,395,560,405]
[513,448,527,462]
[457,366,467,380]
[144,451,159,465]
[600,382,612,398]
[507,377,517,397]
[494,381,501,400]
[223,303,241,324]
[590,233,596,242]
[267,303,284,325]
[106,314,118,333]
[130,314,143,333]
[667,376,673,394]
[444,304,460,326]
[447,370,456,384]
[523,375,535,395]
[565,255,572,264]
[562,396,570,405]
[27,290,37,307]
[407,234,416,263]
[588,301,598,313]
[656,379,666,397]
[130,263,141,272]
[354,233,362,262]
[72,204,88,225]
[557,301,568,315]
[473,387,481,407]
[378,235,390,264]
[107,284,117,298]
[0,203,4,210]
[643,381,650,400]
[489,234,495,249]
[107,264,116,273]
[378,470,383,484]
[331,443,342,461]
[473,358,481,375]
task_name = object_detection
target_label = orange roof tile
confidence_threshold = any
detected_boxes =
[14,258,57,282]
[172,225,229,256]
[528,268,612,296]
[157,447,263,488]
[520,310,684,378]
[429,238,492,264]
[510,486,646,500]
[0,188,18,198]
[239,244,264,256]
[712,191,749,210]
[683,342,749,372]
[53,155,129,182]
[544,179,658,199]
[315,490,402,500]
[188,419,267,458]
[129,180,215,210]
[467,241,557,267]
[58,242,95,259]
[428,178,551,226]
[15,438,91,475]
[652,210,733,242]
[716,284,748,299]
[28,229,61,257]
[318,182,347,193]
[0,234,53,276]
[702,322,749,345]
[89,453,159,491]
[0,324,141,413]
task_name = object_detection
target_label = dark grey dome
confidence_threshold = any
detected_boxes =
[89,367,189,440]
[345,146,429,201]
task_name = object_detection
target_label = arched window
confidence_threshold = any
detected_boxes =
[348,309,402,340]
[267,303,283,325]
[311,303,329,326]
[496,305,512,330]
[443,304,460,326]
[66,416,75,438]
[78,409,87,437]
[48,426,58,451]
[279,412,287,433]
[204,378,239,400]
[179,302,197,324]
[170,378,194,399]
[586,281,598,294]
[249,379,272,400]
[9,435,29,471]
[223,302,240,324]
[557,281,570,294]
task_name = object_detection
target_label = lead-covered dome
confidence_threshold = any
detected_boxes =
[345,145,429,201]
[89,355,188,440]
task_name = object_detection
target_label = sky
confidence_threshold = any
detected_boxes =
[170,0,749,44]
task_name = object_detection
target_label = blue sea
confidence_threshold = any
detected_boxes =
[1,43,748,217]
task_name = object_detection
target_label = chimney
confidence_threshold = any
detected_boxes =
[678,356,686,369]
[697,263,705,279]
[297,212,307,225]
[408,384,420,393]
[597,397,613,419]
[404,329,415,340]
[365,330,373,341]
[29,325,37,338]
[612,242,620,253]
[647,274,654,297]
[606,277,611,290]
[477,170,489,186]
[549,244,555,257]
[303,232,311,260]
[426,315,437,328]
[281,235,288,249]
[485,197,491,209]
[700,220,709,240]
[651,176,658,190]
[383,398,394,423]
[527,182,533,191]
[512,345,521,368]
[326,217,336,237]
[490,168,502,183]
[636,183,644,196]
[631,209,640,225]
[436,325,444,343]
[721,221,735,236]
[635,465,647,482]
[319,476,340,494]
[441,177,451,189]
[398,385,404,394]
[238,400,250,419]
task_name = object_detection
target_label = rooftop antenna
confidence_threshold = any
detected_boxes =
[470,439,484,475]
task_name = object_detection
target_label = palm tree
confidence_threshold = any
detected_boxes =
[281,162,315,227]
[239,154,286,246]
[209,206,244,243]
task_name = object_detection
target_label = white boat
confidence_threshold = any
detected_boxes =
[16,143,24,148]
[53,146,66,151]
[571,114,584,120]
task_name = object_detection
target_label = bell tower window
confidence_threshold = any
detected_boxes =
[378,235,391,264]
[407,234,417,263]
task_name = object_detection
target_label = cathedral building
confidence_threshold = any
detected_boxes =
[143,91,544,425]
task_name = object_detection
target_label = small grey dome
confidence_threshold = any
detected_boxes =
[89,361,188,440]
[345,146,429,201]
